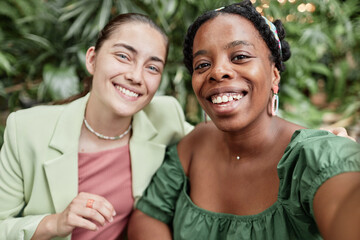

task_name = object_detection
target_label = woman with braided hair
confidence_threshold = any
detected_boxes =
[128,1,360,239]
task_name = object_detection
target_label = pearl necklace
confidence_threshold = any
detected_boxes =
[83,118,132,140]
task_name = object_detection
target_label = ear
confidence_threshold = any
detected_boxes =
[85,46,96,75]
[271,65,281,89]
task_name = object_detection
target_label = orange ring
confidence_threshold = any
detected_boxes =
[86,199,95,208]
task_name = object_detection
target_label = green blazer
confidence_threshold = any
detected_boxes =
[0,94,193,240]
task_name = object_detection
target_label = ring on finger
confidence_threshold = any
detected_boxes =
[86,199,95,208]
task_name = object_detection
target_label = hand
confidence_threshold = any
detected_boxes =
[320,127,356,142]
[54,192,116,236]
[32,192,116,239]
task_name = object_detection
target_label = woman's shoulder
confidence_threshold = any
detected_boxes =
[179,122,215,148]
[7,104,64,126]
[5,95,86,137]
[280,128,360,176]
[177,122,217,174]
[142,96,184,120]
[146,95,180,111]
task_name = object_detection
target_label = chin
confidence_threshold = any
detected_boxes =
[209,116,242,133]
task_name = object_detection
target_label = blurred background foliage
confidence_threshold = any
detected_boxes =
[0,0,359,146]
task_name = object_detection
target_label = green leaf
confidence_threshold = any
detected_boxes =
[64,3,97,40]
[42,64,80,100]
[0,1,19,20]
[23,33,52,50]
[0,81,6,97]
[308,63,332,77]
[58,7,83,22]
[98,0,112,31]
[0,51,13,75]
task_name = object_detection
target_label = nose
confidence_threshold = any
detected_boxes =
[209,60,234,82]
[125,64,143,84]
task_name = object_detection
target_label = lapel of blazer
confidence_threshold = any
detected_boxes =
[43,94,89,212]
[129,110,166,200]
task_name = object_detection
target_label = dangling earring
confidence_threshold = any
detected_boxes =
[272,85,279,116]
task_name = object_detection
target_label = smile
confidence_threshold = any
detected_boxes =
[115,85,140,98]
[210,92,247,104]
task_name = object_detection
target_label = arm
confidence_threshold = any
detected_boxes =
[128,210,172,240]
[31,192,116,240]
[313,172,360,240]
[0,114,115,240]
[0,113,46,240]
[128,144,184,240]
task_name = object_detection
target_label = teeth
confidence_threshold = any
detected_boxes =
[116,86,139,97]
[211,93,243,104]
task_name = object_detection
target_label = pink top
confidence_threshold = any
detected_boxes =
[71,145,134,240]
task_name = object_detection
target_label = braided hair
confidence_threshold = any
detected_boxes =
[183,0,291,75]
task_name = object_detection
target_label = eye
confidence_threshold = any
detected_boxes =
[194,62,211,70]
[116,53,129,60]
[148,65,160,73]
[232,54,249,61]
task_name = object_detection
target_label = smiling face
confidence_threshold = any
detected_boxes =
[86,21,167,118]
[192,14,280,131]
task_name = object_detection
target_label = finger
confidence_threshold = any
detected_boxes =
[79,192,116,215]
[79,193,116,221]
[66,212,99,231]
[320,127,357,142]
[65,199,106,227]
[82,207,108,226]
[349,136,357,142]
[320,127,346,136]
[89,199,114,223]
[94,196,116,216]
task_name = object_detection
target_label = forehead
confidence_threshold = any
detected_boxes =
[102,22,167,56]
[193,14,265,53]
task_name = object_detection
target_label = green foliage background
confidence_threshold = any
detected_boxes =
[0,0,359,146]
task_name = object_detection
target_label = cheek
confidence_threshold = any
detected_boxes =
[145,75,162,94]
[191,76,202,96]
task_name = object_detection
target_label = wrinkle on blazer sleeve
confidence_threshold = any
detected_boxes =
[0,112,48,240]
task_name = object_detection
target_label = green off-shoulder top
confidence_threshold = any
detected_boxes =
[137,129,360,240]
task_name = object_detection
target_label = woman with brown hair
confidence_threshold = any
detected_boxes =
[0,13,192,240]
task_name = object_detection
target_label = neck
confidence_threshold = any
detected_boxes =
[85,93,132,137]
[222,117,282,160]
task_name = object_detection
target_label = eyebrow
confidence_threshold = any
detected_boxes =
[193,49,207,59]
[193,40,254,59]
[113,43,165,65]
[225,40,254,49]
[113,43,137,54]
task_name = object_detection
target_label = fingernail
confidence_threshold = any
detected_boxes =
[113,211,116,216]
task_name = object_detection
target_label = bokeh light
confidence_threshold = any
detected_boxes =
[297,3,306,12]
[256,7,263,13]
